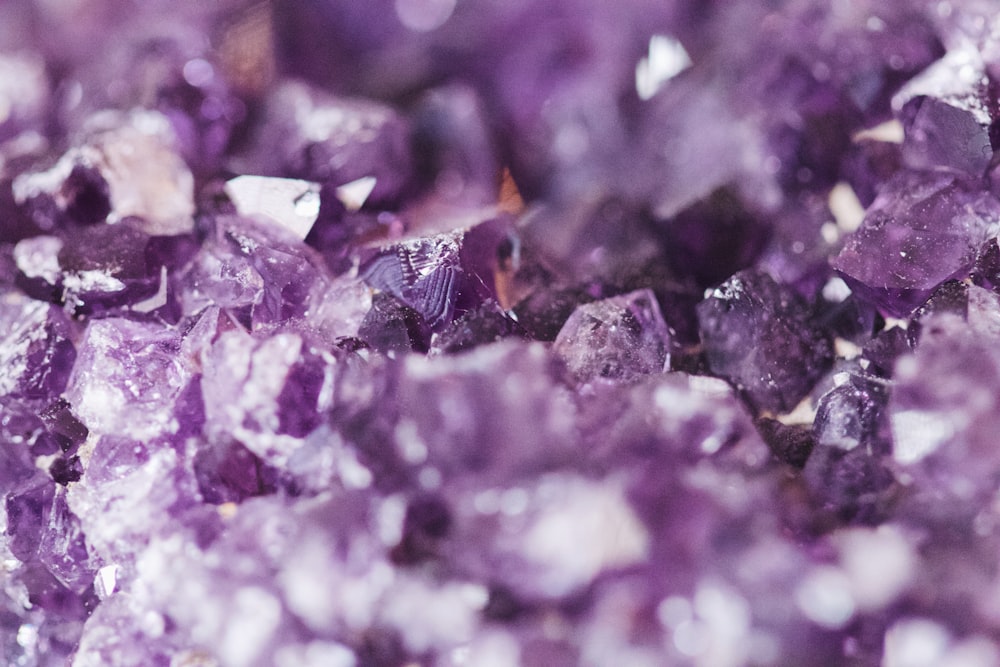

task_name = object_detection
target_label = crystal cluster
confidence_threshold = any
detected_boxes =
[5,1,1000,666]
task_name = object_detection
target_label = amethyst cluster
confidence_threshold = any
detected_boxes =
[5,1,1000,665]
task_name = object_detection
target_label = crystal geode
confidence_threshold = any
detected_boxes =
[5,1,1000,666]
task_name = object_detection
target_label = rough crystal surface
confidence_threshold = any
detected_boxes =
[13,111,195,236]
[5,1,1000,666]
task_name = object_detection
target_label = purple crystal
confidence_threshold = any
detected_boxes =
[894,45,996,176]
[175,215,333,330]
[834,171,1000,316]
[13,111,196,236]
[0,289,75,402]
[395,340,577,485]
[8,2,1000,665]
[428,299,526,355]
[553,288,671,384]
[359,218,509,329]
[889,313,1000,508]
[200,328,334,465]
[697,269,834,413]
[251,81,414,209]
[804,376,895,523]
[64,318,192,441]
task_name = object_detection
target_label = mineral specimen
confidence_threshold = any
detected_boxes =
[4,1,1000,666]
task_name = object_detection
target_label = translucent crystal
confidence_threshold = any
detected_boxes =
[833,171,1000,317]
[553,289,671,384]
[697,269,833,413]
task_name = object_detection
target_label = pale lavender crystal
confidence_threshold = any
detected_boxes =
[175,215,334,331]
[581,372,769,471]
[697,269,833,413]
[200,328,334,466]
[0,289,75,402]
[36,488,92,593]
[67,433,205,570]
[833,171,1000,317]
[64,318,192,441]
[889,313,1000,508]
[395,341,577,485]
[553,288,671,384]
[443,471,650,600]
[70,594,177,667]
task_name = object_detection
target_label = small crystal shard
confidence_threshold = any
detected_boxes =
[0,288,75,402]
[225,175,322,240]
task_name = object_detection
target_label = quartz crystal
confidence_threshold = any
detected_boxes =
[5,1,1000,666]
[833,171,1000,317]
[553,288,671,384]
[697,269,833,413]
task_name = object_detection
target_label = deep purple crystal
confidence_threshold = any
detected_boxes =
[697,269,834,413]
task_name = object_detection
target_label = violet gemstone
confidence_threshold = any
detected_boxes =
[9,1,1000,665]
[0,289,75,402]
[360,218,508,329]
[395,341,577,484]
[252,81,414,209]
[894,46,996,176]
[553,288,672,384]
[804,376,896,522]
[832,171,1000,317]
[697,269,834,414]
[428,299,525,355]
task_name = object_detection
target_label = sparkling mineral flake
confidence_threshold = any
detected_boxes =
[3,0,1000,665]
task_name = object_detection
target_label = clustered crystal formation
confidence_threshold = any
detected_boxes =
[3,1,1000,666]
